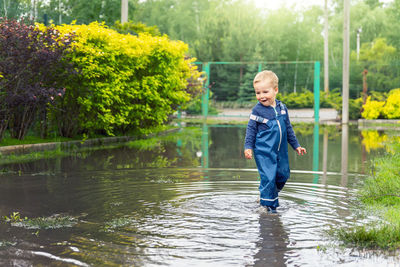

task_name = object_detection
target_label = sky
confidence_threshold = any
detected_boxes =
[253,0,394,11]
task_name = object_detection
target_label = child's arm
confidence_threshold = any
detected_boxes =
[244,113,257,159]
[282,104,303,151]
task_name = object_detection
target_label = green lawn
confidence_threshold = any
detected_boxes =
[335,141,400,249]
[0,135,74,147]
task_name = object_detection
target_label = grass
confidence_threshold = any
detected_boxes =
[334,142,400,250]
[0,142,133,166]
[0,124,175,148]
[3,212,77,230]
[335,223,400,249]
[0,134,74,147]
[12,215,77,230]
[103,217,136,232]
[0,148,68,166]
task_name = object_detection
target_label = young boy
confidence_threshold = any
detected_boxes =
[244,70,306,214]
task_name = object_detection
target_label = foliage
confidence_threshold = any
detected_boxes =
[238,64,259,102]
[0,132,73,147]
[45,22,201,137]
[366,141,400,200]
[103,216,136,232]
[3,212,25,223]
[0,18,73,141]
[335,223,400,249]
[382,89,400,119]
[4,1,400,104]
[368,90,388,101]
[361,97,384,119]
[349,97,364,120]
[112,21,161,36]
[0,147,68,165]
[352,38,400,93]
[335,142,400,249]
[320,89,342,109]
[9,215,77,229]
[362,88,400,119]
[279,91,314,109]
[184,94,218,115]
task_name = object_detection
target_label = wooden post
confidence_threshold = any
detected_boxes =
[362,69,368,104]
[324,0,329,93]
[342,0,350,124]
[121,0,128,23]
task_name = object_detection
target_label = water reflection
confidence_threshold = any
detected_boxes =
[322,128,329,185]
[1,124,387,177]
[253,213,289,266]
[341,124,349,187]
[0,124,398,266]
[201,122,209,170]
[312,123,320,183]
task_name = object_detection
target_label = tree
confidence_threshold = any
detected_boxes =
[354,38,400,92]
[0,18,73,140]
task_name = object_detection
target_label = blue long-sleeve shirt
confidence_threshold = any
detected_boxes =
[244,100,300,150]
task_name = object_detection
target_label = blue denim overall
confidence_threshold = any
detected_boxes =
[251,103,290,208]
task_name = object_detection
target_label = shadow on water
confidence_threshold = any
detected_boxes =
[253,213,288,267]
[0,123,399,266]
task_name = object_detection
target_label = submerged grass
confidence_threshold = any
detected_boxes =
[103,217,136,232]
[0,148,69,166]
[335,142,400,249]
[0,241,17,248]
[12,216,77,230]
[3,212,77,230]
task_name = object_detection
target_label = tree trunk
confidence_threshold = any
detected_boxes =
[362,69,368,104]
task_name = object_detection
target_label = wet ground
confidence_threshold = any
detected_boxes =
[0,124,399,266]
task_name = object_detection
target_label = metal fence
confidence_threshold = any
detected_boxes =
[194,61,321,123]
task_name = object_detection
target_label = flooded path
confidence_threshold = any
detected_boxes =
[0,124,399,266]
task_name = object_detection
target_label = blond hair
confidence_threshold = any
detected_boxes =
[253,70,279,88]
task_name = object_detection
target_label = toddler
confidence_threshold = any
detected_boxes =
[244,70,306,213]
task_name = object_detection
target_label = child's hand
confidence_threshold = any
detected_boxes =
[244,149,253,159]
[296,146,307,156]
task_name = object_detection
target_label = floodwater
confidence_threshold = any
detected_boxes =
[0,123,399,266]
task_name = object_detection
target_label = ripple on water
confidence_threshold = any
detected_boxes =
[2,170,398,266]
[71,176,355,266]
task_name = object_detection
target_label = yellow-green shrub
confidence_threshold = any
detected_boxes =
[42,22,200,137]
[382,89,400,119]
[361,96,385,119]
[362,89,400,120]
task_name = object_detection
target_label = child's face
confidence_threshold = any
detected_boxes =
[254,79,278,107]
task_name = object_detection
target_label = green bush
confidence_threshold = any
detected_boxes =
[349,98,364,120]
[44,22,201,137]
[320,89,342,110]
[185,95,219,115]
[279,90,314,108]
